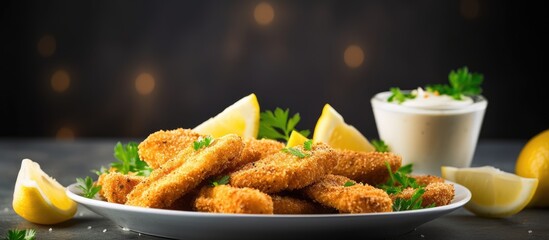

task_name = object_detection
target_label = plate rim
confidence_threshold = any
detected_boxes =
[66,180,471,219]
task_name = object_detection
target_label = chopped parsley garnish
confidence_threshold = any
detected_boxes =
[344,181,356,187]
[76,176,101,199]
[371,139,390,152]
[388,87,416,104]
[282,140,313,158]
[193,136,213,151]
[2,229,36,240]
[258,108,310,142]
[281,147,310,158]
[303,139,313,151]
[210,175,230,187]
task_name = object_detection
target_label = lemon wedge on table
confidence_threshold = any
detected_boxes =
[193,93,260,139]
[515,129,549,207]
[286,130,309,147]
[13,159,77,225]
[441,166,538,218]
[312,104,375,152]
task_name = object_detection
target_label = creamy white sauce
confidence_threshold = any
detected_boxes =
[395,88,474,109]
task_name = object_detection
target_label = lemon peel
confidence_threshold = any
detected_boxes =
[442,166,537,218]
[515,129,549,207]
[312,104,374,152]
[193,93,260,139]
[13,159,77,224]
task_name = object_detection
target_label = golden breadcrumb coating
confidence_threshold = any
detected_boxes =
[98,172,144,204]
[229,142,336,193]
[331,150,402,186]
[302,174,393,213]
[391,182,455,207]
[126,134,244,208]
[226,138,285,172]
[194,185,273,214]
[412,175,445,186]
[137,128,203,169]
[271,194,336,214]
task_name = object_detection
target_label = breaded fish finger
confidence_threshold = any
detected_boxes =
[194,184,273,214]
[226,138,285,172]
[412,175,445,186]
[331,150,402,186]
[138,128,203,169]
[391,182,455,207]
[98,172,144,204]
[302,174,393,213]
[271,195,336,214]
[229,142,336,193]
[126,134,244,208]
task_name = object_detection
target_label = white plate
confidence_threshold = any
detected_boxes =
[66,181,471,239]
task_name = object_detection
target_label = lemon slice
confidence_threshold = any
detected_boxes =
[442,166,538,218]
[312,104,374,152]
[193,93,260,138]
[286,130,309,147]
[13,159,77,224]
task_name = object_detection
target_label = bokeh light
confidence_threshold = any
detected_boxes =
[56,127,75,140]
[254,2,275,25]
[37,34,56,57]
[51,69,70,93]
[135,73,156,95]
[460,0,480,20]
[343,45,364,68]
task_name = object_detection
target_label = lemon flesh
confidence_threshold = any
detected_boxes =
[515,129,549,207]
[193,93,260,139]
[312,104,374,152]
[13,159,77,225]
[286,130,309,147]
[442,166,538,218]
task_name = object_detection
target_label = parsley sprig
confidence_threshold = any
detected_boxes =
[2,229,36,240]
[258,108,310,142]
[426,66,483,100]
[76,176,101,199]
[94,142,152,177]
[210,175,230,187]
[378,162,418,194]
[392,188,435,211]
[371,139,390,152]
[378,162,435,211]
[193,136,213,151]
[388,66,484,103]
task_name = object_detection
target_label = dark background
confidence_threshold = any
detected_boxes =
[1,0,546,140]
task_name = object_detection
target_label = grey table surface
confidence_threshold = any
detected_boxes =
[0,139,547,239]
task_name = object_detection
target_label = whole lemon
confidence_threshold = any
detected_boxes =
[515,129,549,207]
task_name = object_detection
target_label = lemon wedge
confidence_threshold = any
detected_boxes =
[442,166,538,218]
[286,130,309,147]
[193,93,260,138]
[515,129,549,207]
[13,159,77,224]
[312,104,374,152]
